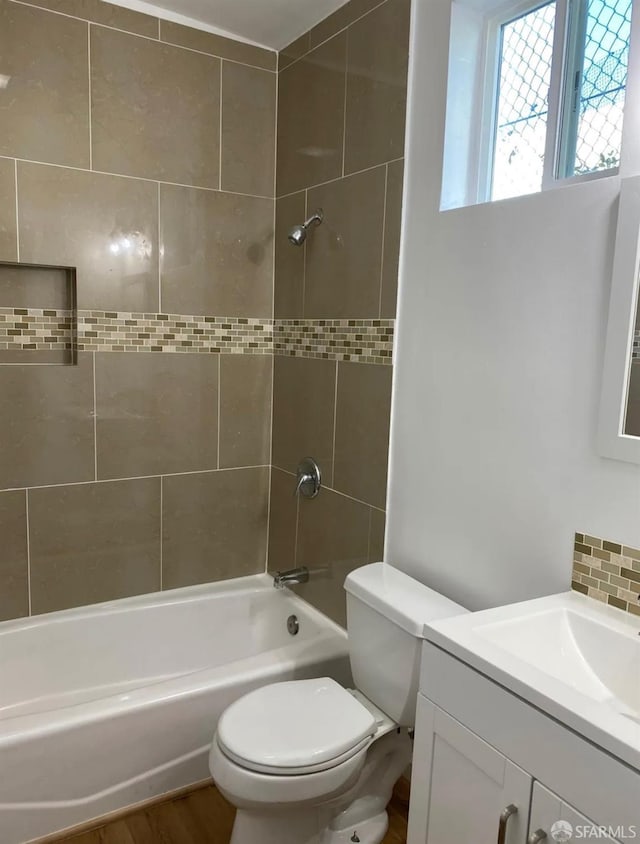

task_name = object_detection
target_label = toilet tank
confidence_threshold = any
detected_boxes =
[344,563,467,726]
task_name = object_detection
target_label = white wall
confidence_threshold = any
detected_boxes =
[386,0,640,611]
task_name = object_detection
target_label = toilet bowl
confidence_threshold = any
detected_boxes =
[209,563,467,844]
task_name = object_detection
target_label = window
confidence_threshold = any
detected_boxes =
[441,0,633,208]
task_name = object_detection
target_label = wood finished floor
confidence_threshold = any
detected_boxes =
[57,782,408,844]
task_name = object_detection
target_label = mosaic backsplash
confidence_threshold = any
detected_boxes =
[0,308,395,363]
[572,532,640,617]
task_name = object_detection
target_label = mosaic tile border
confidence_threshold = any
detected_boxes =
[572,532,640,617]
[0,308,75,354]
[0,309,395,363]
[273,318,394,365]
[77,312,273,354]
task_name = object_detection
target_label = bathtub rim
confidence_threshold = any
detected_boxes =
[0,572,348,638]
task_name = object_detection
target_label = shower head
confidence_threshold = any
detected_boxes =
[288,209,324,246]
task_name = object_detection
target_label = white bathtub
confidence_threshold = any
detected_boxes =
[0,574,351,844]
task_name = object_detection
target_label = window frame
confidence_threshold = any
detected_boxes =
[475,0,623,204]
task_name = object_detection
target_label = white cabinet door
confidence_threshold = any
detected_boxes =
[528,782,620,843]
[408,695,531,844]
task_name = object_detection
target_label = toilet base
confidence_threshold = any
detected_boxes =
[230,805,335,844]
[230,808,389,844]
[321,811,389,844]
[225,731,412,844]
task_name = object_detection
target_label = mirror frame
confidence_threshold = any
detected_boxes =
[599,175,640,463]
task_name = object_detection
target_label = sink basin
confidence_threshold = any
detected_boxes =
[425,592,640,769]
[475,607,640,722]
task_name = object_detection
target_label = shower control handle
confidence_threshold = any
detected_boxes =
[294,457,321,499]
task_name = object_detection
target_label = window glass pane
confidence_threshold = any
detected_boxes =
[491,2,557,201]
[566,0,632,176]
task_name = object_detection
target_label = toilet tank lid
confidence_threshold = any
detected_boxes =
[344,563,468,637]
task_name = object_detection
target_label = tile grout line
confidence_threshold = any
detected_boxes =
[157,182,162,311]
[302,190,308,315]
[0,464,273,496]
[25,489,32,616]
[218,60,224,191]
[0,154,275,201]
[275,156,404,202]
[366,506,373,561]
[9,0,277,73]
[378,163,389,318]
[87,22,93,170]
[341,29,348,179]
[281,0,390,74]
[324,482,386,513]
[1,147,402,203]
[331,359,339,486]
[238,463,388,512]
[293,488,300,567]
[271,61,278,319]
[216,355,221,469]
[159,475,163,590]
[264,463,272,574]
[92,352,98,481]
[14,159,20,261]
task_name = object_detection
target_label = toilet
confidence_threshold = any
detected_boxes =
[209,562,467,844]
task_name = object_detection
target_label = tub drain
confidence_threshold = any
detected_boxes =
[287,614,299,635]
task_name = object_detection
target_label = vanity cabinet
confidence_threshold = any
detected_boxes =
[412,697,531,843]
[407,643,638,844]
[409,695,621,844]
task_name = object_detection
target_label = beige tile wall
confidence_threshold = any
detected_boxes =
[0,0,276,621]
[0,0,408,628]
[269,0,410,625]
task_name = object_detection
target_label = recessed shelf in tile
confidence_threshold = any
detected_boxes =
[0,262,77,365]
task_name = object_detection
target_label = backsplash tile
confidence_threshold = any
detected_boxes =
[572,532,640,617]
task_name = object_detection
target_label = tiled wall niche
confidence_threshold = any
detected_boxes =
[0,0,407,627]
[0,261,77,364]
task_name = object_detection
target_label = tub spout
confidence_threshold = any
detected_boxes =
[273,567,309,590]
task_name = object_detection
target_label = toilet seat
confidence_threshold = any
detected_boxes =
[216,678,377,775]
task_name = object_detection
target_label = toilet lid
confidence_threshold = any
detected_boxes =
[216,678,377,774]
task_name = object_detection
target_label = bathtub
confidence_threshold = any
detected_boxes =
[0,574,351,844]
